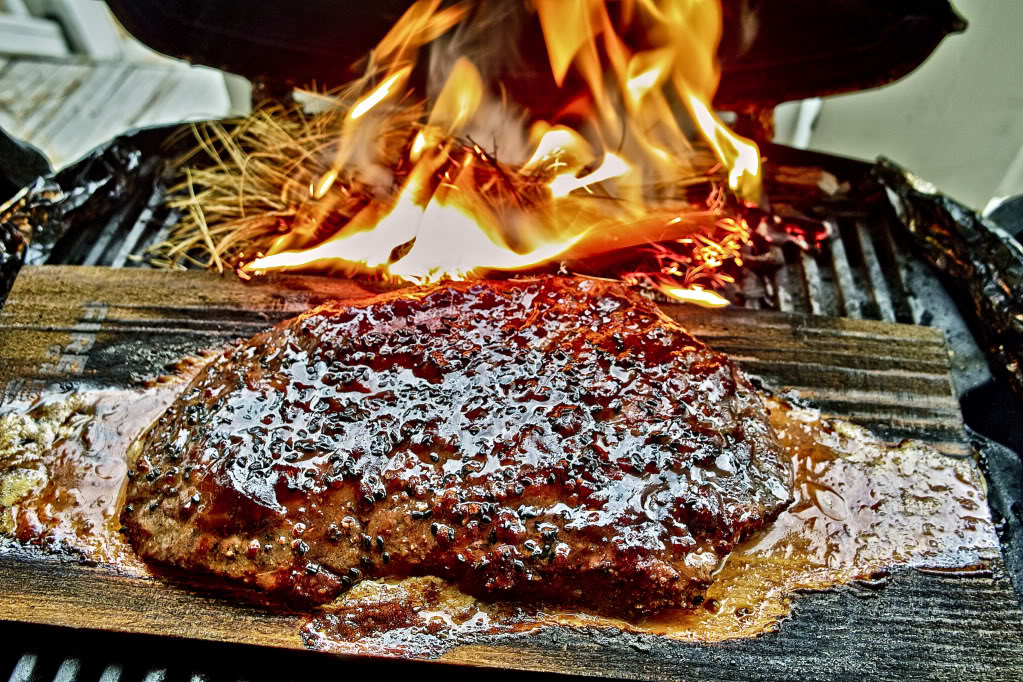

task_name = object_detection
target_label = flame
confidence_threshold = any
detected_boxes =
[659,285,730,308]
[350,70,408,120]
[244,0,764,306]
[685,93,761,203]
[548,153,630,198]
[410,131,428,160]
[427,56,484,133]
[524,125,595,171]
[387,192,583,284]
[249,156,584,283]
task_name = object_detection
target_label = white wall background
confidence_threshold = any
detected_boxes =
[803,0,1023,210]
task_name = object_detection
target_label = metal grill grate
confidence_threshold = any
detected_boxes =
[0,622,460,682]
[748,215,992,396]
[7,652,198,682]
[6,171,1003,681]
[37,186,993,398]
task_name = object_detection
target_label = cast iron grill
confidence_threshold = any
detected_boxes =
[2,163,1019,682]
[0,622,482,682]
[2,97,1020,682]
[33,165,991,399]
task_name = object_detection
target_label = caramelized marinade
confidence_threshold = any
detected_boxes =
[120,277,792,614]
[300,398,999,655]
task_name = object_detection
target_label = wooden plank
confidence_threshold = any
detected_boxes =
[0,266,969,454]
[0,266,1020,680]
[0,554,1020,682]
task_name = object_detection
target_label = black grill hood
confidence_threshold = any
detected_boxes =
[105,0,966,112]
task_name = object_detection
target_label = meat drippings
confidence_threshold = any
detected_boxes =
[0,386,1000,656]
[303,396,999,654]
[0,361,208,567]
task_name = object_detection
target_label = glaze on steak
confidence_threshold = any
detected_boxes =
[121,277,791,614]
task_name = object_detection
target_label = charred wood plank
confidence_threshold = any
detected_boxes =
[0,265,1020,679]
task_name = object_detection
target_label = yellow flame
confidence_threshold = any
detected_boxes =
[410,131,428,160]
[248,157,583,283]
[375,0,468,65]
[388,192,583,284]
[532,0,761,203]
[350,68,411,120]
[625,48,674,108]
[660,285,730,308]
[310,168,338,199]
[250,0,761,291]
[684,92,761,203]
[534,0,601,87]
[548,153,630,198]
[249,172,426,272]
[427,56,484,133]
[524,125,595,172]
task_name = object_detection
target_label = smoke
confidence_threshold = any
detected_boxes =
[426,0,532,163]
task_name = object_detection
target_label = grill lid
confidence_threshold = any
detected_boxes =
[104,0,966,110]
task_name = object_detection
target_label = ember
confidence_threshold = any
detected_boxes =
[157,0,772,304]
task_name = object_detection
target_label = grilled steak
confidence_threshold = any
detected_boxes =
[121,277,791,614]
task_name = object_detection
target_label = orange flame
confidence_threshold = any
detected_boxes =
[245,0,763,306]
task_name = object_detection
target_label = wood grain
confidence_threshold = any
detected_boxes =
[0,266,970,455]
[0,265,1020,681]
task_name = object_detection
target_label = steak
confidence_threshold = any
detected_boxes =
[121,277,791,614]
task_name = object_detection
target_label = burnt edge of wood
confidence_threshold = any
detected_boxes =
[0,265,1021,679]
[0,551,1021,680]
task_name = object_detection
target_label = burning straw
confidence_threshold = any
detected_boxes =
[150,90,423,273]
[151,91,748,297]
[149,0,769,305]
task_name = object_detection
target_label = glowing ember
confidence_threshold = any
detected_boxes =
[233,0,768,304]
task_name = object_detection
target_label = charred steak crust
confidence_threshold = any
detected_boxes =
[121,277,791,614]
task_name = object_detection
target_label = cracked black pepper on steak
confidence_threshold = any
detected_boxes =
[120,277,792,615]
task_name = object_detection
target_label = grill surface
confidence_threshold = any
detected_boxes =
[759,215,992,396]
[40,183,993,399]
[0,622,437,682]
[3,141,1017,681]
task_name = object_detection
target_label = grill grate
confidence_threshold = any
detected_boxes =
[39,187,994,398]
[5,169,1007,681]
[0,623,450,682]
[7,652,179,682]
[749,214,993,396]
